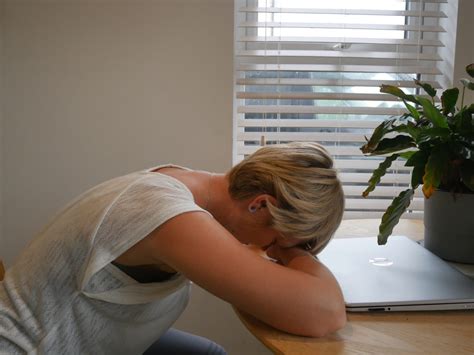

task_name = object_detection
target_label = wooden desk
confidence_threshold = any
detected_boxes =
[235,219,474,355]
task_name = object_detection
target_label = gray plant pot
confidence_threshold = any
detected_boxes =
[424,190,474,264]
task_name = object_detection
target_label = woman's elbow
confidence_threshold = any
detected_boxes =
[311,305,347,338]
[304,297,347,338]
[265,297,346,338]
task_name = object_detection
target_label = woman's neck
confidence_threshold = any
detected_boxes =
[152,167,244,239]
[206,173,245,238]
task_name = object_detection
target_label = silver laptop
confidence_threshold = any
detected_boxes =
[317,236,474,312]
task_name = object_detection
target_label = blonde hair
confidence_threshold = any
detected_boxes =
[227,142,344,255]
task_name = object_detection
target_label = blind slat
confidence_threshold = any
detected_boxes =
[340,172,411,184]
[239,7,447,18]
[237,50,442,61]
[343,211,422,219]
[237,92,433,101]
[237,119,381,128]
[239,22,446,33]
[345,198,423,210]
[238,132,369,143]
[336,160,411,171]
[236,78,441,88]
[238,105,406,115]
[343,185,422,197]
[239,36,444,47]
[238,145,383,156]
[237,64,441,75]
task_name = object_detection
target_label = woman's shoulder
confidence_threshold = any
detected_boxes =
[76,166,193,206]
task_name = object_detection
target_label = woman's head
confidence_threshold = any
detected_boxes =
[227,142,344,255]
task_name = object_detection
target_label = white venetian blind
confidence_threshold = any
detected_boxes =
[234,0,452,219]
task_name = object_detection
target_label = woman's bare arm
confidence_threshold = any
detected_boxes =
[139,211,346,337]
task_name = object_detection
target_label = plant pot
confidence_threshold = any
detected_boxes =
[424,190,474,264]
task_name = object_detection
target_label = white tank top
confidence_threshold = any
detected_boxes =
[0,165,211,354]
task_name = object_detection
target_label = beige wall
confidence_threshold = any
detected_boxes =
[3,0,234,263]
[0,0,4,250]
[1,0,269,353]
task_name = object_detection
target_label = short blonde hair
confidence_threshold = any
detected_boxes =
[227,142,344,255]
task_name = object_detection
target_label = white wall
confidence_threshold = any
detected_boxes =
[2,0,269,353]
[453,0,474,104]
[439,0,474,100]
[438,0,459,89]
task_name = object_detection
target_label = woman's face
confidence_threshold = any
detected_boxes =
[226,194,302,250]
[228,218,274,248]
[231,214,301,250]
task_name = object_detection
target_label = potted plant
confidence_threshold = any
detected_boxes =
[360,63,474,264]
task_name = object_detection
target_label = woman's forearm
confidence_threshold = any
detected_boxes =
[284,256,347,336]
[261,244,347,336]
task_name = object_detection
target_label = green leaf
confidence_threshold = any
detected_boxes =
[399,151,416,160]
[452,142,474,161]
[406,121,421,140]
[417,97,449,128]
[460,109,474,135]
[380,85,420,105]
[466,63,474,78]
[454,105,474,135]
[412,165,425,190]
[367,135,416,156]
[362,155,399,197]
[360,119,397,154]
[460,161,474,192]
[422,146,450,198]
[415,79,437,97]
[405,150,430,189]
[416,127,451,145]
[441,88,459,115]
[377,189,415,245]
[391,122,420,140]
[461,79,474,90]
[403,100,420,120]
[405,149,428,167]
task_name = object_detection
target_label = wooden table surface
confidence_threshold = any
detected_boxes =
[235,219,474,355]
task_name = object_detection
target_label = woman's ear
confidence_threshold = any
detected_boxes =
[260,194,277,208]
[248,194,277,212]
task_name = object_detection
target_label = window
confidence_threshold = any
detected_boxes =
[234,0,453,218]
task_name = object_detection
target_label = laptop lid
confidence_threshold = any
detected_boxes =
[317,236,474,312]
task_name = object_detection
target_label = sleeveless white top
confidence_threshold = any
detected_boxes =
[0,165,211,354]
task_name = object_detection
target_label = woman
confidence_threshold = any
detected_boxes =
[0,142,346,354]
